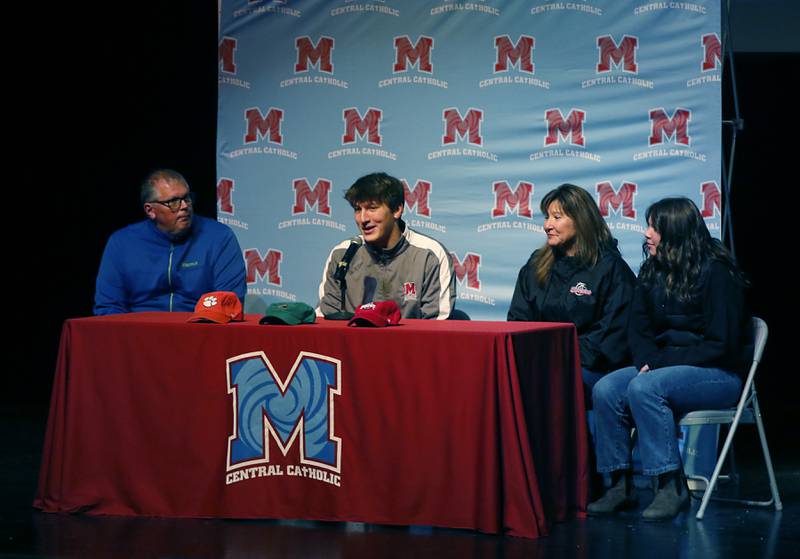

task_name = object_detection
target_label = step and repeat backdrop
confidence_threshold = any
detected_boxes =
[217,0,722,320]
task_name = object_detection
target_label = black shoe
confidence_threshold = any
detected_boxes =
[642,471,689,521]
[587,471,639,515]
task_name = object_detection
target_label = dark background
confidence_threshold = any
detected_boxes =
[10,2,798,463]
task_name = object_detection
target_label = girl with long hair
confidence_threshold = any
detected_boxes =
[587,197,752,521]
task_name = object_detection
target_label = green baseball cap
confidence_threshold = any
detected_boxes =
[259,302,316,325]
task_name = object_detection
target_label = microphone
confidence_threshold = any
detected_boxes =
[325,237,363,321]
[334,237,363,281]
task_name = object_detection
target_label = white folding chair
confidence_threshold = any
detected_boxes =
[679,317,783,520]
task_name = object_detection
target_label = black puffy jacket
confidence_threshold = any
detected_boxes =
[629,259,753,374]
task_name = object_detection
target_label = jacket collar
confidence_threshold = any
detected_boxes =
[146,217,196,244]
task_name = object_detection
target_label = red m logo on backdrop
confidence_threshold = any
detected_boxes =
[394,35,433,73]
[451,253,481,290]
[245,249,282,285]
[545,109,586,147]
[217,178,235,215]
[244,107,283,144]
[342,108,382,145]
[402,179,432,217]
[597,35,638,73]
[219,37,237,74]
[443,108,483,146]
[700,181,721,218]
[596,181,637,219]
[292,178,331,215]
[494,35,534,73]
[649,108,691,146]
[493,181,533,218]
[702,33,722,71]
[295,36,334,74]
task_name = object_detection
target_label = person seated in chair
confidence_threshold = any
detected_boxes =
[94,169,246,314]
[507,184,636,394]
[317,172,455,319]
[588,197,753,521]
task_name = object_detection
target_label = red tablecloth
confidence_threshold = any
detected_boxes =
[35,313,587,538]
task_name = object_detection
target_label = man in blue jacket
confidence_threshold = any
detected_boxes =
[94,169,246,315]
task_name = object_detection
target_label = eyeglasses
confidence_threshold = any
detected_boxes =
[149,192,195,212]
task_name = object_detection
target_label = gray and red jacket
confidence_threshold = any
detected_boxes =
[317,221,455,320]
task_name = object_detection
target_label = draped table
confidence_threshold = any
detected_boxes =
[35,312,587,538]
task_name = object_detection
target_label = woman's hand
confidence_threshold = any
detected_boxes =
[639,364,650,373]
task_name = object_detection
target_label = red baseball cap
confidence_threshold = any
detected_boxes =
[347,301,401,327]
[187,291,244,324]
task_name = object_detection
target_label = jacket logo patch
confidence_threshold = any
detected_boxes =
[181,260,200,269]
[569,282,592,297]
[403,282,417,301]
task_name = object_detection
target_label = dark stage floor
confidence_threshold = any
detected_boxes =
[2,406,798,558]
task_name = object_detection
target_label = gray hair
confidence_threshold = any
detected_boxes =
[140,169,190,205]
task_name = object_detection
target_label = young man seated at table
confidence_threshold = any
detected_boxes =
[317,172,455,319]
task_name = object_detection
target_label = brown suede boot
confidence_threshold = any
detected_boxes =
[587,470,639,515]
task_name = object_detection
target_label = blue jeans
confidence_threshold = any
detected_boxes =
[591,365,742,476]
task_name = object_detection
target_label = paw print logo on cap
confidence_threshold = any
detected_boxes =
[188,292,243,324]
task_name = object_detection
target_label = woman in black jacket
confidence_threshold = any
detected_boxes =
[587,197,752,521]
[507,184,636,392]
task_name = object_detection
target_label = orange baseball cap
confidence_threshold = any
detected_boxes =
[187,291,244,323]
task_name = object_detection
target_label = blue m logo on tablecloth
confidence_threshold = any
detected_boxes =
[226,351,341,472]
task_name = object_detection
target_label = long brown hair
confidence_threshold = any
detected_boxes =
[531,184,614,285]
[638,197,746,301]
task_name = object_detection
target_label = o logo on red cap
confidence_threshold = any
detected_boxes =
[203,296,218,308]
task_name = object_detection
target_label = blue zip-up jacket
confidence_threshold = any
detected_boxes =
[94,216,246,315]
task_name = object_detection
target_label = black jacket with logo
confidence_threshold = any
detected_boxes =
[629,259,753,374]
[507,246,636,372]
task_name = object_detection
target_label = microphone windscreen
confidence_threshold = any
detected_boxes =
[363,276,377,304]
